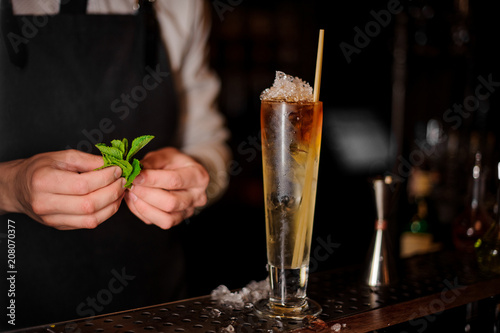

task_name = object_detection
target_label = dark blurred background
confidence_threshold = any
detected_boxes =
[183,0,500,297]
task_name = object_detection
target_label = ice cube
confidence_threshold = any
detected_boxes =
[331,323,342,332]
[212,308,222,318]
[260,71,313,103]
[210,279,270,310]
[210,285,230,299]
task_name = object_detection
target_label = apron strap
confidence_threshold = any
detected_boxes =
[0,0,28,68]
[59,0,88,14]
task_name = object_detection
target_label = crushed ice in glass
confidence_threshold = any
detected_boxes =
[210,279,269,310]
[260,71,313,102]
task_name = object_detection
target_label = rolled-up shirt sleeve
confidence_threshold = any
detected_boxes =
[155,0,232,205]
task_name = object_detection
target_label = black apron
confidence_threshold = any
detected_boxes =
[0,0,186,329]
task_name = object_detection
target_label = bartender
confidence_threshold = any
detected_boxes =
[0,0,230,329]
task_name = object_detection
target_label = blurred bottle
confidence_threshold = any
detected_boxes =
[452,151,493,253]
[400,167,441,258]
[475,162,500,275]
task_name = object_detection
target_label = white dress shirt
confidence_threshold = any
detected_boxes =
[11,0,231,203]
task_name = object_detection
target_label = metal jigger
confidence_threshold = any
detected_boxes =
[363,176,399,287]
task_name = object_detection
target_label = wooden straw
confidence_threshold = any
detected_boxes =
[313,29,325,102]
[291,29,324,268]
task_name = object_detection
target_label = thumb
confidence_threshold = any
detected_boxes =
[59,149,107,173]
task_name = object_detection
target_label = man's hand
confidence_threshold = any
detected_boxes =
[124,147,209,229]
[1,150,126,230]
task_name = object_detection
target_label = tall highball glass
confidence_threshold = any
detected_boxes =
[255,100,323,320]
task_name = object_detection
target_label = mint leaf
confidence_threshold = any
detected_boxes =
[95,154,116,170]
[94,135,154,188]
[95,144,123,160]
[125,158,142,189]
[111,139,126,158]
[122,138,129,157]
[126,135,154,162]
[107,155,133,179]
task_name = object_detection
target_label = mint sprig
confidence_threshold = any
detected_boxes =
[95,135,154,188]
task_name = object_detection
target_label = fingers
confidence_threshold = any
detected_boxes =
[129,184,206,213]
[32,165,123,195]
[55,149,109,173]
[124,166,208,229]
[40,193,125,230]
[140,147,177,169]
[124,191,194,229]
[134,166,208,191]
[122,148,210,229]
[32,178,126,216]
[10,150,127,230]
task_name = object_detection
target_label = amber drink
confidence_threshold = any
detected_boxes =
[256,72,322,319]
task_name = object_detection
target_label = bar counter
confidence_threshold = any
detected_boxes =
[12,250,500,333]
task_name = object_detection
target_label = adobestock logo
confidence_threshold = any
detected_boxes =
[204,131,261,202]
[340,0,404,64]
[403,277,467,333]
[75,267,135,317]
[65,65,169,153]
[383,72,499,183]
[442,73,500,129]
[5,0,86,54]
[212,0,244,22]
[63,267,135,333]
[309,235,341,273]
[6,16,48,53]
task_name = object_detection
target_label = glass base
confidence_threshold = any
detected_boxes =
[254,298,322,320]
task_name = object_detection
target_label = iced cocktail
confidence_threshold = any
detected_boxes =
[255,72,323,319]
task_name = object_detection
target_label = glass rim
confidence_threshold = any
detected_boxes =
[260,100,322,105]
